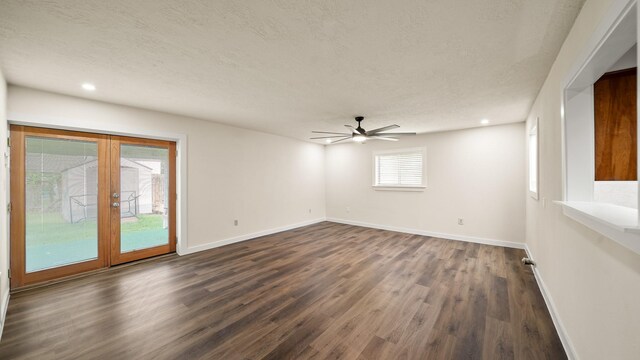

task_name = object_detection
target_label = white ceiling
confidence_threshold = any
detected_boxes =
[0,0,585,142]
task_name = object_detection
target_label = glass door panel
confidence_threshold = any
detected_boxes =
[110,137,175,265]
[10,126,109,288]
[25,137,99,272]
[119,144,169,252]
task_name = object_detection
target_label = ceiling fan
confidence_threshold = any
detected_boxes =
[311,116,416,143]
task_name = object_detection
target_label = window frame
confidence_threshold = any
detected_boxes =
[528,118,539,200]
[371,147,427,191]
[555,0,640,256]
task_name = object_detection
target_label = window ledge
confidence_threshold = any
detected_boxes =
[372,185,426,192]
[556,201,640,255]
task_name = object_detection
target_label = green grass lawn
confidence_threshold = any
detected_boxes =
[26,212,168,272]
[26,213,165,245]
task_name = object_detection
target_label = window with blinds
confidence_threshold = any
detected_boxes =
[529,122,538,198]
[373,148,425,187]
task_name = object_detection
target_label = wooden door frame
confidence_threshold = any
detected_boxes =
[109,135,176,265]
[9,126,111,288]
[9,126,177,289]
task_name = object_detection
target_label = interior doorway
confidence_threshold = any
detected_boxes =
[9,126,176,288]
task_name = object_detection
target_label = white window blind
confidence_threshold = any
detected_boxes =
[374,148,424,187]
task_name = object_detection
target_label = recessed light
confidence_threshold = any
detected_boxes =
[81,83,96,91]
[480,119,490,125]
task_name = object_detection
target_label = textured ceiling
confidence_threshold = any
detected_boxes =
[0,0,585,142]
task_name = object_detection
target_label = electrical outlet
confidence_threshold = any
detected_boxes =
[458,218,464,225]
[234,219,238,226]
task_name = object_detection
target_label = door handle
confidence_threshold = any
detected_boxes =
[112,193,120,199]
[112,202,120,208]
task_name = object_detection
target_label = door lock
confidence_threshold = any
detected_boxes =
[112,202,120,208]
[112,193,120,199]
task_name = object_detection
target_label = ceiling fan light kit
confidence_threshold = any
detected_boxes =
[352,135,367,142]
[311,116,416,144]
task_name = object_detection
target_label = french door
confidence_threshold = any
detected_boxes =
[9,126,176,288]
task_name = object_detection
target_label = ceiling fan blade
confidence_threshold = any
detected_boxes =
[345,125,364,135]
[310,135,351,139]
[367,124,400,134]
[311,131,352,135]
[330,137,352,144]
[369,136,399,141]
[372,132,416,136]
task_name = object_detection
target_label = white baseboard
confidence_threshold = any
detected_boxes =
[524,245,577,360]
[179,217,327,255]
[179,217,525,256]
[0,288,9,341]
[326,217,525,249]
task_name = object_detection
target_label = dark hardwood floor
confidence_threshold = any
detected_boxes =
[0,222,565,359]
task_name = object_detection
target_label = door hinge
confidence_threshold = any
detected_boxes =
[6,202,11,213]
[7,137,10,148]
[7,269,10,279]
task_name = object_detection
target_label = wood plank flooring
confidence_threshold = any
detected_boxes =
[0,222,566,359]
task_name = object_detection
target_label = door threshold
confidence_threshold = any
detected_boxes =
[10,252,177,294]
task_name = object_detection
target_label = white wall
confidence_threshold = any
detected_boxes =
[0,69,9,333]
[7,86,326,253]
[325,123,525,246]
[525,0,640,359]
